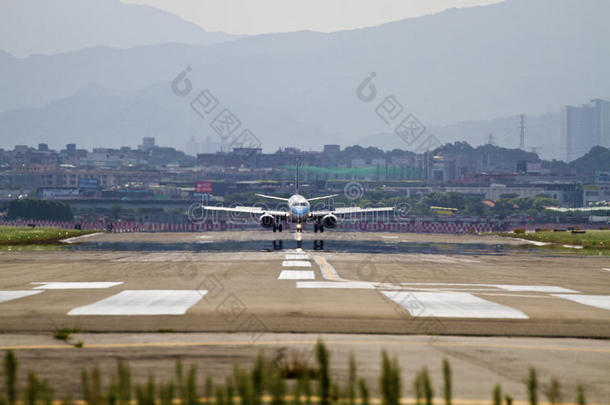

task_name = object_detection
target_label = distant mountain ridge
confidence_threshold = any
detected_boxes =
[1,0,609,160]
[0,0,238,58]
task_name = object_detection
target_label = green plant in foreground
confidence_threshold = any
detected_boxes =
[252,352,266,405]
[527,368,538,405]
[4,350,18,405]
[380,351,400,405]
[315,341,330,405]
[117,360,132,405]
[544,377,561,405]
[442,358,451,405]
[493,384,502,405]
[270,370,286,405]
[0,345,592,405]
[347,354,357,405]
[186,365,199,405]
[205,376,214,403]
[576,384,586,405]
[358,379,369,405]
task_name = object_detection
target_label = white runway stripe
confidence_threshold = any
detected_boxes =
[285,254,309,260]
[282,261,311,267]
[278,270,315,280]
[382,291,529,319]
[0,290,43,303]
[552,294,610,311]
[494,285,577,293]
[32,282,123,290]
[68,290,208,315]
[297,281,375,289]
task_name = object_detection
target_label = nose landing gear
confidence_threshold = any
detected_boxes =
[296,223,302,233]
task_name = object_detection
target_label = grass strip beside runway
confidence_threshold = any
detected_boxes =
[0,226,94,245]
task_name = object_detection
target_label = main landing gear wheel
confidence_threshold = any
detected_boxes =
[272,224,277,232]
[278,224,283,232]
[314,223,318,233]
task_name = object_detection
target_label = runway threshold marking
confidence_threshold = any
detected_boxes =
[2,338,610,354]
[382,291,529,319]
[552,294,610,311]
[32,282,124,290]
[68,290,208,315]
[0,290,43,303]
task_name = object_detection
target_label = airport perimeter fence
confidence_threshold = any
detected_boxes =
[0,219,605,234]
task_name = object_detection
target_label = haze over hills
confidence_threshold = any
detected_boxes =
[1,0,609,160]
[0,0,238,57]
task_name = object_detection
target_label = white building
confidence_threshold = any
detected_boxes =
[561,99,610,162]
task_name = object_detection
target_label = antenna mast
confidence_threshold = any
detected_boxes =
[519,114,526,150]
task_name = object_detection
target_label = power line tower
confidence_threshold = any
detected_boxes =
[519,114,526,150]
[486,133,494,145]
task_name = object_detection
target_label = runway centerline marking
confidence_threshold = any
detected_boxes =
[552,294,610,311]
[279,270,315,280]
[282,260,311,267]
[285,254,309,260]
[32,282,123,290]
[68,290,208,316]
[383,291,529,319]
[0,290,43,304]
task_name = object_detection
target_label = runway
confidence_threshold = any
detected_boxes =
[0,231,608,336]
[1,230,609,402]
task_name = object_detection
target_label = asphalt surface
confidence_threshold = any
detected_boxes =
[0,231,608,402]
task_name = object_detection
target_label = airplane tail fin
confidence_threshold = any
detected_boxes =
[294,159,299,194]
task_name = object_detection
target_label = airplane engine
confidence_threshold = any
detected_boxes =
[259,213,275,228]
[322,214,338,228]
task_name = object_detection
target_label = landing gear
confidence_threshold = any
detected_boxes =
[296,223,303,233]
[272,224,277,232]
[272,223,283,233]
[314,223,324,233]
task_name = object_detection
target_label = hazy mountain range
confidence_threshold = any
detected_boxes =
[1,0,609,160]
[0,0,237,57]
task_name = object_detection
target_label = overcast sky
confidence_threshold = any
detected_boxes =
[122,0,503,35]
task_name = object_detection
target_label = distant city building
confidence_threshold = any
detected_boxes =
[139,137,156,151]
[38,143,49,151]
[323,144,341,155]
[562,98,610,162]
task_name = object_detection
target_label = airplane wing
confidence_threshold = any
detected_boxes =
[310,206,394,217]
[255,194,290,202]
[203,206,288,217]
[307,194,339,201]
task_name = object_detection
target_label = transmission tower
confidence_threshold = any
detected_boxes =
[519,114,526,150]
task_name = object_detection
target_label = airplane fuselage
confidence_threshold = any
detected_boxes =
[287,194,310,223]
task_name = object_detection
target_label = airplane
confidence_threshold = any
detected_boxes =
[202,165,395,233]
